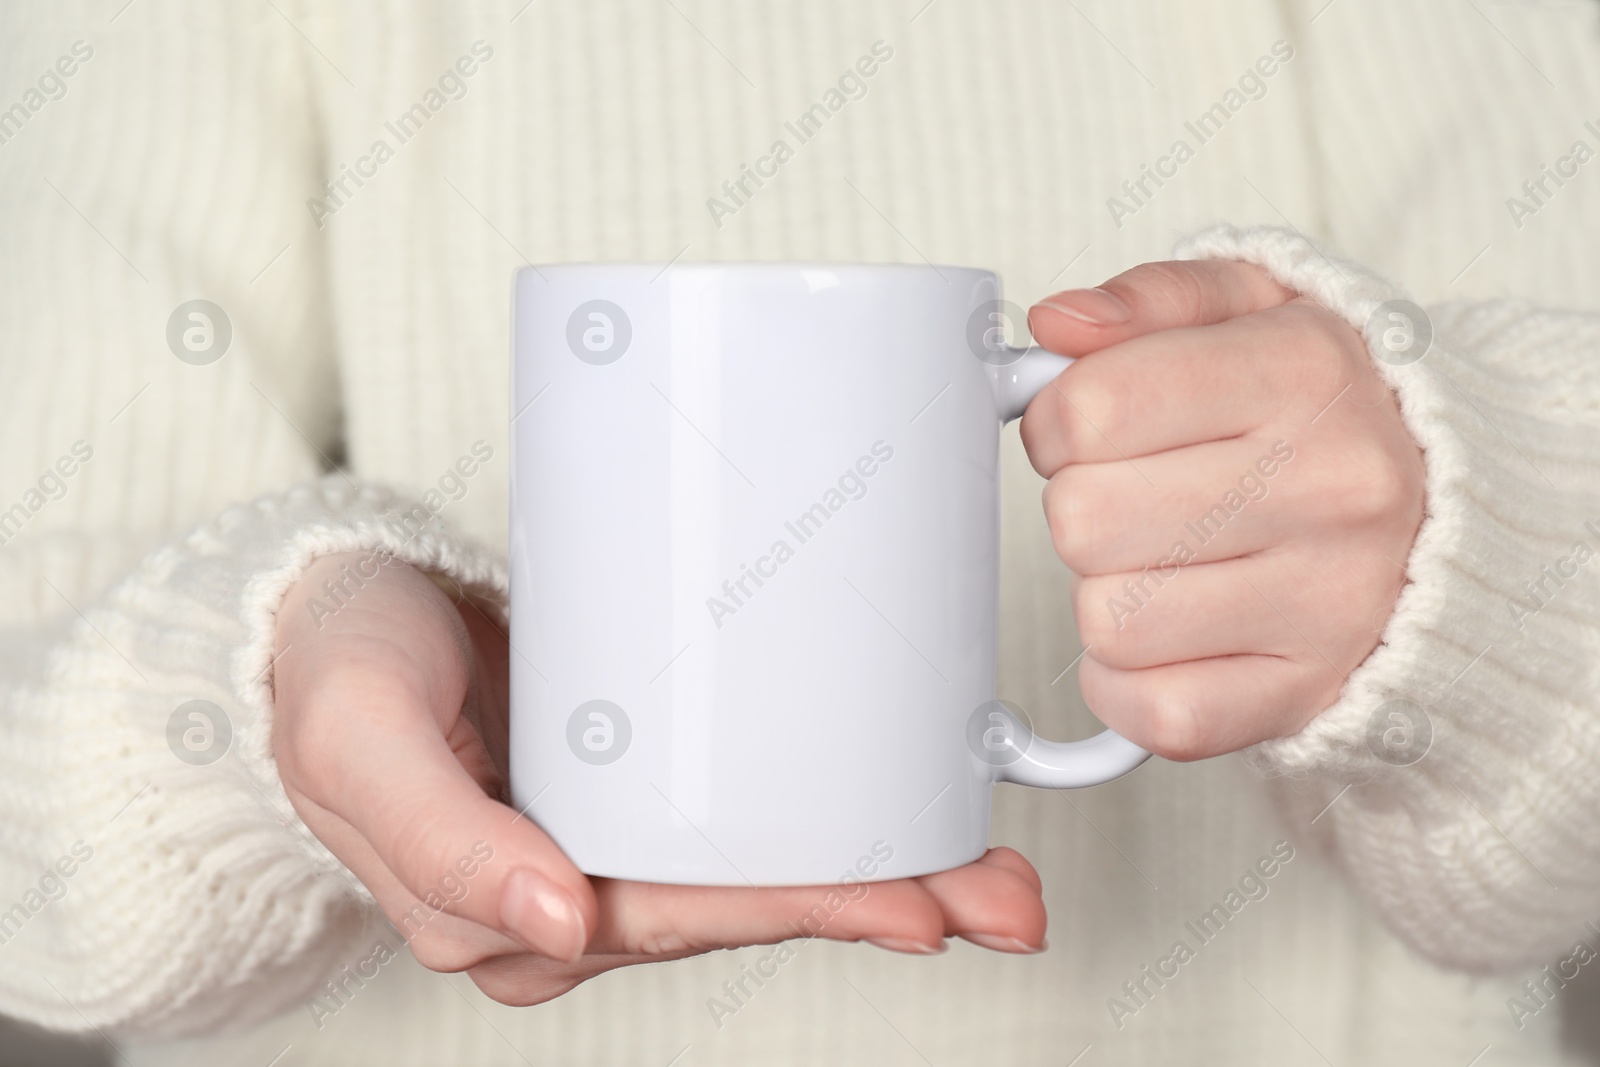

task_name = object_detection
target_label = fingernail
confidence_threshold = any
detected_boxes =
[964,933,1048,954]
[865,937,948,955]
[1037,288,1132,326]
[501,868,587,963]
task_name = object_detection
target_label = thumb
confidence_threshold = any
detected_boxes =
[1027,258,1294,357]
[311,683,597,964]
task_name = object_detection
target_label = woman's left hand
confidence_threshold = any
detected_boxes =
[1019,258,1426,760]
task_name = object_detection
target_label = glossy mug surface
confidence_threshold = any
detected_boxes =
[510,263,1147,886]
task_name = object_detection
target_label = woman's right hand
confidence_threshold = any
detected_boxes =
[270,552,1049,1006]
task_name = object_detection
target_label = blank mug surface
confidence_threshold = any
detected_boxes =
[510,263,1144,886]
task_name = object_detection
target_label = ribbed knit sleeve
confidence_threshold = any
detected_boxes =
[0,3,518,1036]
[1176,224,1600,971]
[0,478,506,1036]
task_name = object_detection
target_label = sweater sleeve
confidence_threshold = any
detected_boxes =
[1174,224,1600,972]
[0,477,507,1037]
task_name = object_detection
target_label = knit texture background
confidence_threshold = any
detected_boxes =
[2,1,1599,1064]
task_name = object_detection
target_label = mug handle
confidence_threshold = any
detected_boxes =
[984,345,1152,788]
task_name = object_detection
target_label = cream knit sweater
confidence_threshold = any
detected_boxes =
[4,1,1600,1064]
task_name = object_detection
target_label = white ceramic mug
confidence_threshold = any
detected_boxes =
[510,263,1148,886]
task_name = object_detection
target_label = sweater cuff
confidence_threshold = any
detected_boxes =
[2,477,506,1036]
[1172,224,1458,778]
[1172,225,1600,968]
[1174,224,1600,782]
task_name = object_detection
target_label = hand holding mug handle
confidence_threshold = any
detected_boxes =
[984,346,1151,788]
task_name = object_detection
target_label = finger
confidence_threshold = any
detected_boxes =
[1074,556,1305,670]
[1021,300,1355,472]
[1042,435,1302,576]
[466,947,704,1008]
[1078,653,1339,762]
[1077,542,1404,673]
[974,846,1043,895]
[1026,258,1294,358]
[587,877,949,956]
[465,853,1051,1007]
[916,852,1048,952]
[290,668,597,964]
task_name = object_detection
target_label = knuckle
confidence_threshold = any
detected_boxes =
[1055,364,1131,456]
[1141,696,1209,763]
[1017,404,1056,474]
[1281,301,1359,382]
[1072,577,1134,664]
[1339,441,1416,523]
[1278,297,1336,334]
[1077,659,1217,763]
[1267,302,1344,377]
[1042,469,1103,572]
[1124,260,1206,322]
